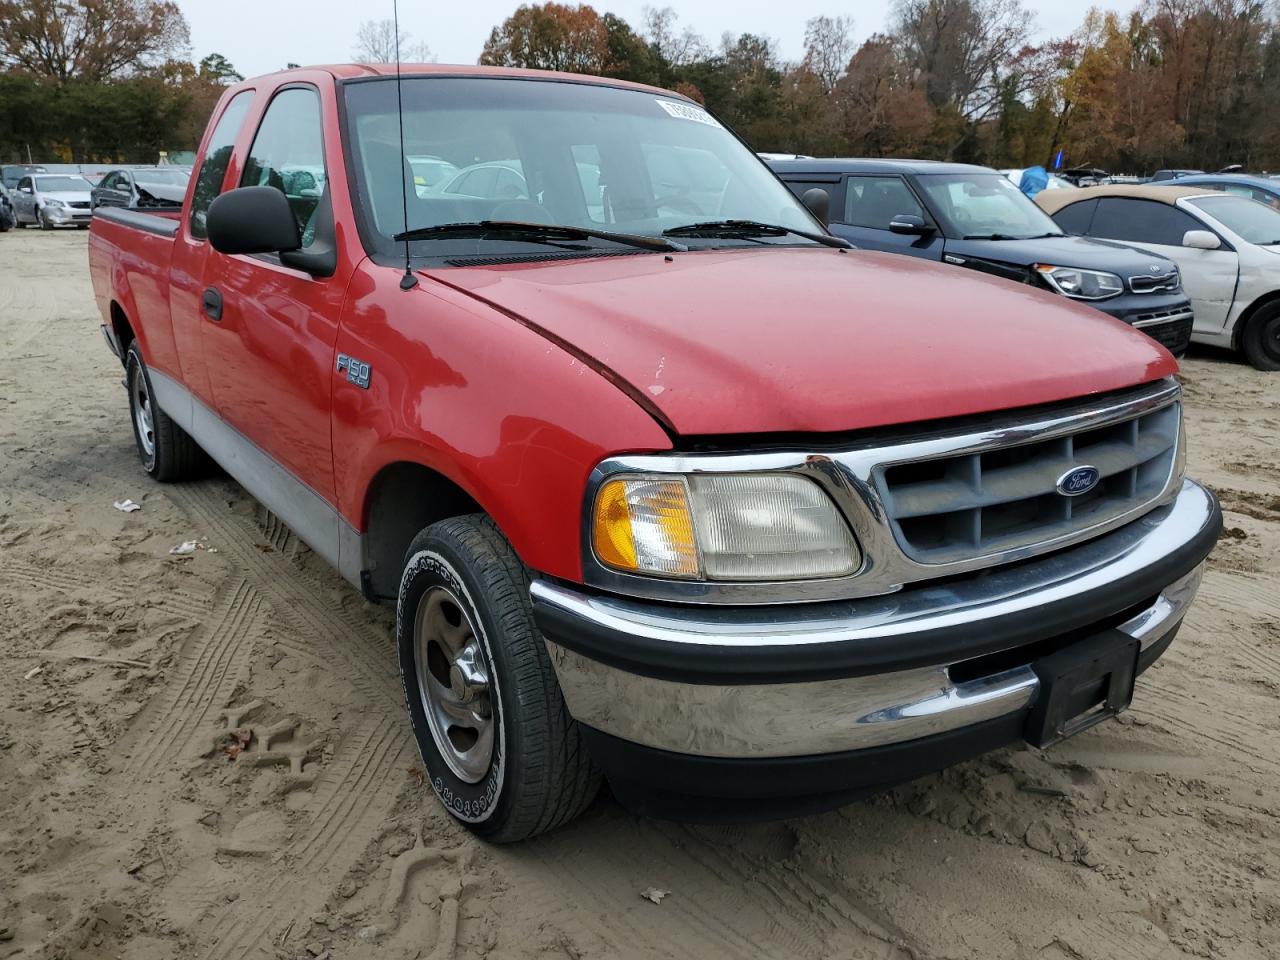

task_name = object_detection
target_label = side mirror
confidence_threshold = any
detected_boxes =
[800,188,830,225]
[889,214,933,236]
[207,186,300,256]
[1183,229,1221,250]
[18,185,31,194]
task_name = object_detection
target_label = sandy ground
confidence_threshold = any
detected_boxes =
[0,229,1277,960]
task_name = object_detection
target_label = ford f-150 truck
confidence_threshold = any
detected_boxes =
[89,65,1222,841]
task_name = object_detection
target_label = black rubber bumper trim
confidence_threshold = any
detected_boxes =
[585,623,1181,823]
[534,494,1221,686]
[587,712,1027,823]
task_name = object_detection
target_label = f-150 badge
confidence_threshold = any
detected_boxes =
[336,353,371,389]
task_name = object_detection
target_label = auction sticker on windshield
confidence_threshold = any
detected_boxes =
[656,99,720,127]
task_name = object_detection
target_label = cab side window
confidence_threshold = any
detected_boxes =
[842,176,924,229]
[1089,198,1202,247]
[240,87,327,248]
[189,91,254,239]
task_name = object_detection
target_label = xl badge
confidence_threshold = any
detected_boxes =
[336,353,371,389]
[1056,465,1101,497]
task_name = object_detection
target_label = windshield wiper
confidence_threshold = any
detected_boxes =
[393,220,685,252]
[663,219,851,248]
[964,232,1062,241]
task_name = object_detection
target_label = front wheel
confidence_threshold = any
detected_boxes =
[39,210,53,230]
[397,515,600,842]
[1242,303,1280,371]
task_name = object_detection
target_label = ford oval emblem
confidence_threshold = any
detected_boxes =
[1056,465,1101,497]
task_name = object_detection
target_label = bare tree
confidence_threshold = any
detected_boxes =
[803,14,856,91]
[353,18,433,64]
[641,6,710,66]
[0,0,190,82]
[890,0,1034,120]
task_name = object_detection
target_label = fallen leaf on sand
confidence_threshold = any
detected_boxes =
[169,540,199,556]
[640,887,668,904]
[112,499,141,513]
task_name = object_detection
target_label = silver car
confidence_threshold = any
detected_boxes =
[11,174,95,229]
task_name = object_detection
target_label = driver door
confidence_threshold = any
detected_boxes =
[201,84,345,502]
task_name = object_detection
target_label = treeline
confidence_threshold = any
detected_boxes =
[480,0,1280,174]
[4,0,1280,173]
[0,1,240,163]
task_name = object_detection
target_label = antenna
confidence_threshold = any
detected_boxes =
[393,0,418,290]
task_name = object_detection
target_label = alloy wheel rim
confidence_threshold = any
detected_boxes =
[131,367,155,458]
[413,584,495,784]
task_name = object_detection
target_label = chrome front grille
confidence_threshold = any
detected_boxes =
[582,378,1185,605]
[878,402,1180,563]
[1129,272,1180,293]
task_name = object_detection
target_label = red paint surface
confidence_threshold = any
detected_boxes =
[436,248,1177,436]
[88,65,1176,583]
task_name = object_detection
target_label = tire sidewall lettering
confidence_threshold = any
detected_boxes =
[399,547,506,824]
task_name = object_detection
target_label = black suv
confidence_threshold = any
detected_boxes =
[769,159,1195,354]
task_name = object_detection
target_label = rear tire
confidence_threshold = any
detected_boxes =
[1242,303,1280,371]
[125,341,204,481]
[397,515,600,842]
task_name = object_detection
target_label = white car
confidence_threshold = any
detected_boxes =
[1001,168,1073,191]
[1038,184,1280,370]
[11,173,95,229]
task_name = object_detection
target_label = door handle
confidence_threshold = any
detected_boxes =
[202,287,223,322]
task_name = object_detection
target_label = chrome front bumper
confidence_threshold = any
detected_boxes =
[534,479,1219,760]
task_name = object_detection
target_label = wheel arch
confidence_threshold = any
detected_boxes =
[360,459,486,600]
[1232,288,1280,350]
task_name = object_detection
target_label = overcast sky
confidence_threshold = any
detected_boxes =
[175,1,1135,79]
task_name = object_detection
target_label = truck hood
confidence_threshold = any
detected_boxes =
[951,234,1176,273]
[428,248,1177,436]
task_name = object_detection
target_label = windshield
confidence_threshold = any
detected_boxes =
[342,77,818,257]
[35,176,92,192]
[916,173,1063,239]
[135,169,190,186]
[1187,194,1280,244]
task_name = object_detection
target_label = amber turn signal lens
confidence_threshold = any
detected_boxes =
[592,477,700,577]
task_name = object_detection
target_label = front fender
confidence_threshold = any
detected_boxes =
[332,262,672,582]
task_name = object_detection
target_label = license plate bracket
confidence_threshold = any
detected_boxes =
[1024,629,1139,748]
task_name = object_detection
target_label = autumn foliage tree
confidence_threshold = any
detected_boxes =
[0,0,189,82]
[479,2,609,73]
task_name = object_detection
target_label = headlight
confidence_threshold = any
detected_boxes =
[1035,264,1124,300]
[42,198,64,209]
[591,473,860,581]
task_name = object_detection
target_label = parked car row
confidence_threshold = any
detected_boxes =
[768,159,1196,357]
[766,158,1280,371]
[1037,184,1280,371]
[1,166,192,230]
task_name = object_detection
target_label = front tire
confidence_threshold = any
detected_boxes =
[125,341,204,481]
[1242,303,1280,371]
[397,515,600,842]
[39,211,53,230]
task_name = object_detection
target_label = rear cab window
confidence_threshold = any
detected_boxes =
[189,90,255,240]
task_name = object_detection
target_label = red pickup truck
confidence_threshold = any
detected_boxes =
[90,65,1221,841]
